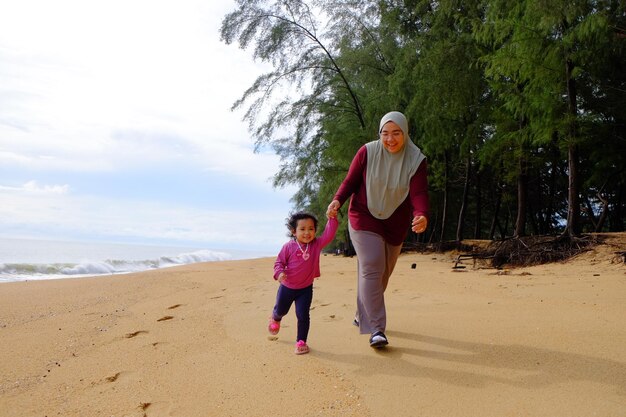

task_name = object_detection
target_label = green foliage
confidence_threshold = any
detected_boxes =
[220,0,626,243]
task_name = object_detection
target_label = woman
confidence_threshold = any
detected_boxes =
[326,111,429,348]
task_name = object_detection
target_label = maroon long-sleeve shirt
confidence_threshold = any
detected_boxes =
[333,145,429,246]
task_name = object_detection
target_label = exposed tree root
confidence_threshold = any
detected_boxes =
[404,234,604,268]
[487,234,599,268]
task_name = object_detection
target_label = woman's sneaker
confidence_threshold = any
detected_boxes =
[369,331,388,348]
[268,317,280,335]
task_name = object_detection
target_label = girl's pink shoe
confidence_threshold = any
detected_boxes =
[268,317,280,335]
[295,340,309,355]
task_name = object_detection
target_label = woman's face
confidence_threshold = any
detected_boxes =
[380,121,405,153]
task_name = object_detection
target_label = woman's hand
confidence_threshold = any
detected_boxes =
[277,272,286,283]
[326,200,341,218]
[411,215,428,233]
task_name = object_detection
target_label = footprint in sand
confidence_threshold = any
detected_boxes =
[140,401,173,417]
[105,372,121,382]
[310,302,331,311]
[103,371,130,383]
[91,371,135,387]
[321,314,341,322]
[156,305,183,322]
[124,330,149,338]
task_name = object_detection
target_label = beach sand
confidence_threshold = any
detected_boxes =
[1,234,625,417]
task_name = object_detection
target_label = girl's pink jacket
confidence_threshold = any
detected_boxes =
[273,217,338,289]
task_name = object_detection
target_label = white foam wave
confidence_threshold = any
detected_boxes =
[0,249,232,282]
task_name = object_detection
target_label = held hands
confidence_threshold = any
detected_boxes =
[412,215,428,233]
[326,200,340,218]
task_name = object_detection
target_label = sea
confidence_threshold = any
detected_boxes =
[0,238,271,283]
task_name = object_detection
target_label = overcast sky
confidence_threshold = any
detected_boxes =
[0,0,298,253]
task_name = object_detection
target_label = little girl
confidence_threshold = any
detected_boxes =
[268,211,338,354]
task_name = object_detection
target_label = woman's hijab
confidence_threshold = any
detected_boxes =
[365,111,425,219]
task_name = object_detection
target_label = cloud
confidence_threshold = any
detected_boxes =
[0,1,276,177]
[0,180,69,195]
[0,189,287,252]
[0,1,296,251]
[0,151,34,165]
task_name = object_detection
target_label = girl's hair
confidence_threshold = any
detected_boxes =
[286,211,318,235]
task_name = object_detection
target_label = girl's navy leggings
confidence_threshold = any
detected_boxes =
[272,284,313,342]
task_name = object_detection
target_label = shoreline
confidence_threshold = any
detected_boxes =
[0,238,273,283]
[1,241,625,416]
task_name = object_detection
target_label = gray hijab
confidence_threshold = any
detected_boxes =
[365,111,425,219]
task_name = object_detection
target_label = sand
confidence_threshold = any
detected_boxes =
[1,234,625,417]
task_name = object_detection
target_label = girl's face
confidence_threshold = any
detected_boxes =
[380,121,405,153]
[293,218,316,244]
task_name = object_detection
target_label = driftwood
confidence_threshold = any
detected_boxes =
[453,253,495,269]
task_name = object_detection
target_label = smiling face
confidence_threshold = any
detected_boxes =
[380,121,405,153]
[292,218,316,244]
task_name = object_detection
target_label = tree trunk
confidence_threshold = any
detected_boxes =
[489,186,502,240]
[565,143,581,236]
[563,58,580,237]
[594,179,610,232]
[543,142,560,234]
[474,168,482,239]
[595,192,608,232]
[614,185,624,232]
[428,208,439,244]
[585,196,598,230]
[528,198,539,235]
[514,153,528,237]
[439,151,449,242]
[456,156,471,242]
[503,206,511,238]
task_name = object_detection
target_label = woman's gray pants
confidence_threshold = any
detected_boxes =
[349,224,402,335]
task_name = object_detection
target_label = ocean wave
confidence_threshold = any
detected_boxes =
[0,249,232,282]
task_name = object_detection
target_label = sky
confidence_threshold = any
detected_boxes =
[0,0,298,254]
